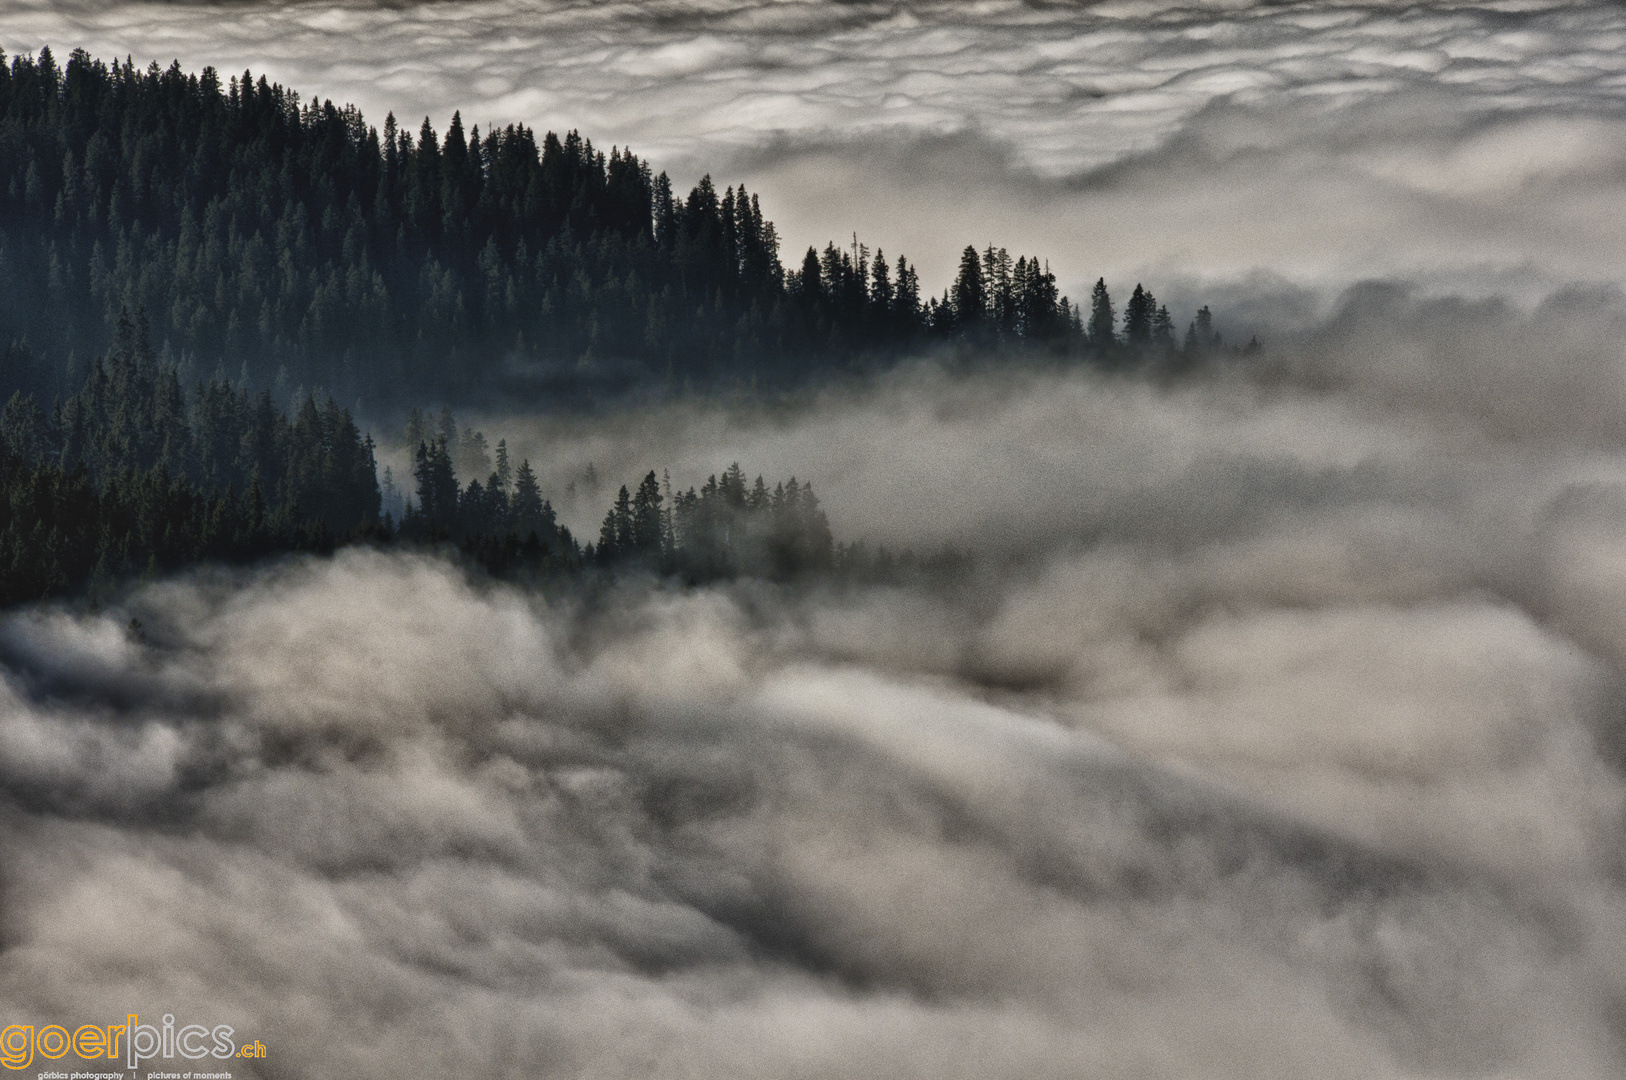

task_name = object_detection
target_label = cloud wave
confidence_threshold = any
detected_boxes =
[0,5,1622,1075]
[2,1,1624,291]
[5,330,1626,1074]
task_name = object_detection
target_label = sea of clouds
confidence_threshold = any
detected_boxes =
[4,311,1626,1075]
[1,0,1625,296]
[0,1,1625,1076]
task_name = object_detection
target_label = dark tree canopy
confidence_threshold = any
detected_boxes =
[0,313,844,604]
[0,46,1246,607]
[0,47,1230,411]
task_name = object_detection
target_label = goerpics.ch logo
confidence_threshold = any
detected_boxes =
[0,1014,264,1070]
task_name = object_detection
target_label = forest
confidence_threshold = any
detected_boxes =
[0,307,845,604]
[0,46,1234,409]
[0,46,1237,606]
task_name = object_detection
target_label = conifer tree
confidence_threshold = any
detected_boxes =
[631,471,663,557]
[1088,279,1115,354]
[1195,305,1219,352]
[0,47,1225,400]
[413,434,459,529]
[599,484,633,562]
[494,439,511,493]
[512,458,544,535]
[870,249,894,328]
[1151,304,1175,355]
[952,245,986,333]
[1122,285,1154,350]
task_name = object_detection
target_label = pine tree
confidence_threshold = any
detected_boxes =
[413,434,459,528]
[1088,278,1115,354]
[631,470,663,557]
[1151,304,1175,355]
[1196,305,1219,350]
[982,246,1013,335]
[494,439,511,492]
[1122,285,1154,350]
[512,458,544,536]
[870,249,894,329]
[598,484,633,562]
[952,245,986,333]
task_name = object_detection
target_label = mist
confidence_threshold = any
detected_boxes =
[0,0,1624,1074]
[7,292,1626,1073]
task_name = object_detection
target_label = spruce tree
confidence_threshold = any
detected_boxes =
[1088,279,1115,354]
[512,458,544,535]
[1122,285,1154,350]
[952,245,986,333]
[1196,305,1218,350]
[631,471,663,557]
[1151,304,1175,354]
[494,439,511,492]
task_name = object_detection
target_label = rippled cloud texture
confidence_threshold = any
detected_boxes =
[6,323,1626,1075]
[2,0,1625,291]
[2,2,1626,1076]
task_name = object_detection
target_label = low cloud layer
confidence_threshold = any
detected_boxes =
[461,279,1626,549]
[1,3,1624,1074]
[2,1,1625,293]
[7,307,1626,1073]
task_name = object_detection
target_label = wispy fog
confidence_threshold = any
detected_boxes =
[459,280,1626,542]
[1,1,1624,1074]
[6,302,1626,1073]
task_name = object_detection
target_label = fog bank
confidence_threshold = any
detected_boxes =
[0,1,1623,1072]
[5,320,1626,1074]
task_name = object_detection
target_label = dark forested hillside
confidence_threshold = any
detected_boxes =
[0,307,845,604]
[0,47,1230,410]
[0,306,382,604]
[0,45,1243,606]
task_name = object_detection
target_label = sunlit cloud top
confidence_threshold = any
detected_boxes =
[3,1,1621,297]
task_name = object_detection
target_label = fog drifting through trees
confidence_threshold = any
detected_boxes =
[4,296,1626,1075]
[0,1,1623,1076]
